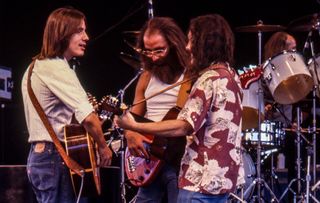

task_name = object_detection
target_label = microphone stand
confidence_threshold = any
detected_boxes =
[115,68,143,203]
[147,0,154,19]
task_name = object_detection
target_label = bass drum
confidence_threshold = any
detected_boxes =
[235,150,256,201]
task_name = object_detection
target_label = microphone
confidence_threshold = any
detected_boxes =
[148,0,154,19]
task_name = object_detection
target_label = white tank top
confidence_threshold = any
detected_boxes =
[145,73,184,122]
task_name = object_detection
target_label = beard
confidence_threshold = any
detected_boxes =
[144,50,184,84]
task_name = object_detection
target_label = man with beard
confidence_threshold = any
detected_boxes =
[116,14,242,202]
[124,17,190,203]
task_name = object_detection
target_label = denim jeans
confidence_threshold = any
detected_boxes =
[135,164,179,203]
[177,189,229,203]
[27,142,75,203]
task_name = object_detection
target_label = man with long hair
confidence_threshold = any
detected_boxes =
[124,17,190,203]
[21,7,112,202]
[115,14,243,202]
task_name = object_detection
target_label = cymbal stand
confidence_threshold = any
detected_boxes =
[278,107,306,202]
[309,25,320,200]
[243,20,279,203]
[113,69,143,203]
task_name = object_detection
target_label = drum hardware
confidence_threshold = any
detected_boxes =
[231,149,256,202]
[305,155,320,203]
[237,20,280,203]
[271,102,293,127]
[279,107,311,202]
[119,52,142,71]
[235,21,286,33]
[287,13,320,32]
[107,68,143,203]
[307,26,320,200]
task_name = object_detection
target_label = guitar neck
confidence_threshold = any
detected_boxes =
[130,112,153,123]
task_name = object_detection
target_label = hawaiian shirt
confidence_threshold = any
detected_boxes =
[177,63,243,195]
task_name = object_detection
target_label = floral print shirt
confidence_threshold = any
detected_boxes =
[177,63,243,195]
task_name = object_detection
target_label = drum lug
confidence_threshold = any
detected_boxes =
[264,72,272,82]
[288,54,296,62]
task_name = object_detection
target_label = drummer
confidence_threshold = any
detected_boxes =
[262,31,296,127]
[262,32,306,202]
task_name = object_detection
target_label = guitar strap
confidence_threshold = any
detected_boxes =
[175,73,193,108]
[27,60,85,177]
[133,70,204,107]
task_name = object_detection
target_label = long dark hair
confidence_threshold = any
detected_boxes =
[35,7,86,60]
[137,17,190,77]
[188,14,235,75]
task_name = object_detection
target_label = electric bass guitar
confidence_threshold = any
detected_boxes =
[99,95,183,187]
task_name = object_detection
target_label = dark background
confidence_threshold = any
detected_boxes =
[0,0,319,165]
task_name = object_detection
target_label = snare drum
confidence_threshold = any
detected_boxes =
[242,120,285,147]
[263,50,313,104]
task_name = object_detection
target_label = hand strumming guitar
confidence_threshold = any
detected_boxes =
[115,111,152,158]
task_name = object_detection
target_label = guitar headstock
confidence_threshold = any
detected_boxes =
[239,67,262,89]
[87,92,100,113]
[99,95,128,120]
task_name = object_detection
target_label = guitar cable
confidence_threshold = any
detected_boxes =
[76,170,85,203]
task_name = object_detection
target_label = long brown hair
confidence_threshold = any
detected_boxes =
[35,7,86,60]
[137,17,190,79]
[188,14,235,75]
[263,32,294,61]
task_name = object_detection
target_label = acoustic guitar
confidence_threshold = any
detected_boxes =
[63,93,101,197]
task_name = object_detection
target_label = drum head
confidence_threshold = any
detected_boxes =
[273,74,313,104]
[236,150,256,201]
[263,50,314,104]
[242,107,264,130]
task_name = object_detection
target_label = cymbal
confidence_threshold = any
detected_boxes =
[288,13,320,32]
[236,23,286,32]
[119,52,141,70]
[122,30,141,37]
[123,39,142,53]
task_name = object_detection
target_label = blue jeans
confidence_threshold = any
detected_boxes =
[135,164,179,203]
[27,142,75,203]
[177,189,229,203]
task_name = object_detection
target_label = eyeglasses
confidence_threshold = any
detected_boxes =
[141,48,168,57]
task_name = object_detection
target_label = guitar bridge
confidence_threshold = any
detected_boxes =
[127,156,136,172]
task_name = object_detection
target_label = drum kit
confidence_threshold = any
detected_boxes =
[118,13,320,203]
[234,13,320,203]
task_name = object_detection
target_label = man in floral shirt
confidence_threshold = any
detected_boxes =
[115,14,242,203]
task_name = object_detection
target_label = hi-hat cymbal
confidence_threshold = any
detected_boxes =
[236,23,286,32]
[288,13,320,32]
[119,52,141,70]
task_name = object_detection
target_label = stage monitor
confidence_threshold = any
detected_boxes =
[0,66,13,101]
